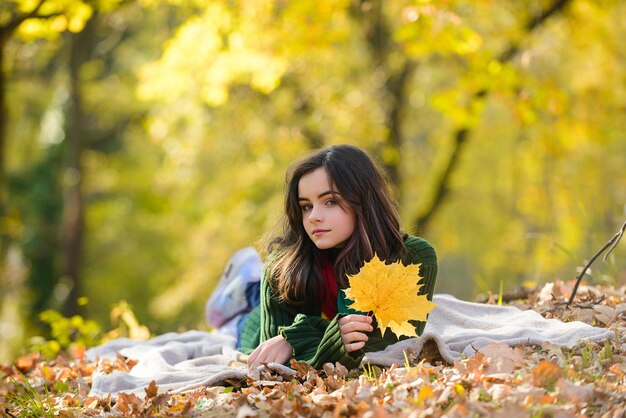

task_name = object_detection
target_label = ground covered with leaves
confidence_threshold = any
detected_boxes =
[2,281,625,417]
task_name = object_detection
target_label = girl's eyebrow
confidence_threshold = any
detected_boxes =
[298,191,336,201]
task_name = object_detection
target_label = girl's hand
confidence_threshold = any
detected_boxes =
[247,335,293,369]
[338,314,373,352]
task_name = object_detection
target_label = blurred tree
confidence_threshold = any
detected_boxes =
[413,0,572,233]
[3,0,141,322]
[60,13,96,316]
[1,0,94,354]
[1,0,93,244]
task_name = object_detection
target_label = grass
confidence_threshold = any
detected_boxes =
[3,373,57,418]
[403,349,412,370]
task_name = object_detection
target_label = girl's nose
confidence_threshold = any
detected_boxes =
[308,206,322,222]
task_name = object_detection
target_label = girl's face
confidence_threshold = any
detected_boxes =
[298,167,356,250]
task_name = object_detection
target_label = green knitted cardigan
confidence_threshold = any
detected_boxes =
[238,235,438,370]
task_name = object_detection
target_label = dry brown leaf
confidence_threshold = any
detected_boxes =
[55,366,74,382]
[70,344,87,360]
[592,305,617,325]
[608,363,624,377]
[236,404,259,417]
[83,396,99,409]
[490,401,529,418]
[446,402,469,417]
[180,399,193,415]
[487,383,511,401]
[15,352,40,372]
[114,392,142,416]
[4,280,626,418]
[479,343,525,374]
[555,378,593,404]
[532,360,563,388]
[144,379,158,398]
[482,373,509,383]
[510,383,546,404]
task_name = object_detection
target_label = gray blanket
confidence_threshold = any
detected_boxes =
[87,331,249,397]
[87,294,614,397]
[364,293,614,366]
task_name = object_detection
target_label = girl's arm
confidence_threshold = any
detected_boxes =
[277,313,365,369]
[246,268,304,368]
[247,335,293,368]
[406,236,438,336]
[257,267,364,369]
[258,269,307,341]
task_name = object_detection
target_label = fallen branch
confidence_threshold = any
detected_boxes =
[475,286,536,304]
[566,220,626,308]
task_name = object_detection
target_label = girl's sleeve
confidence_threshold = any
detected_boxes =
[277,314,361,369]
[258,269,298,341]
[259,268,361,369]
[406,236,438,335]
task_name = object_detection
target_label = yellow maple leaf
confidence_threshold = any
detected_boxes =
[344,254,437,338]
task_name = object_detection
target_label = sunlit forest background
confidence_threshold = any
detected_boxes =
[1,0,625,362]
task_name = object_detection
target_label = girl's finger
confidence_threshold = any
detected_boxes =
[341,331,368,344]
[247,350,259,367]
[339,314,372,325]
[247,342,269,367]
[250,352,267,368]
[340,321,373,334]
[344,341,366,353]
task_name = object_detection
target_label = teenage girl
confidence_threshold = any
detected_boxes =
[213,144,438,370]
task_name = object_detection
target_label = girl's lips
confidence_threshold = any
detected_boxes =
[312,229,330,236]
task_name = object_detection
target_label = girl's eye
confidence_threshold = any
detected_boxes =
[301,204,313,212]
[325,199,336,206]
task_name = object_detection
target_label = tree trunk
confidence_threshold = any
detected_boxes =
[61,16,97,316]
[0,42,8,262]
[0,46,5,206]
[414,127,471,233]
[1,40,13,312]
[382,60,416,193]
[0,43,6,329]
[350,0,415,198]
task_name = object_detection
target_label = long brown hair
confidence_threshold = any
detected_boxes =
[267,144,407,305]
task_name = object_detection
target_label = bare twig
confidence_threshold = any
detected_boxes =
[566,220,626,308]
[0,0,53,44]
[4,408,18,418]
[603,222,625,261]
